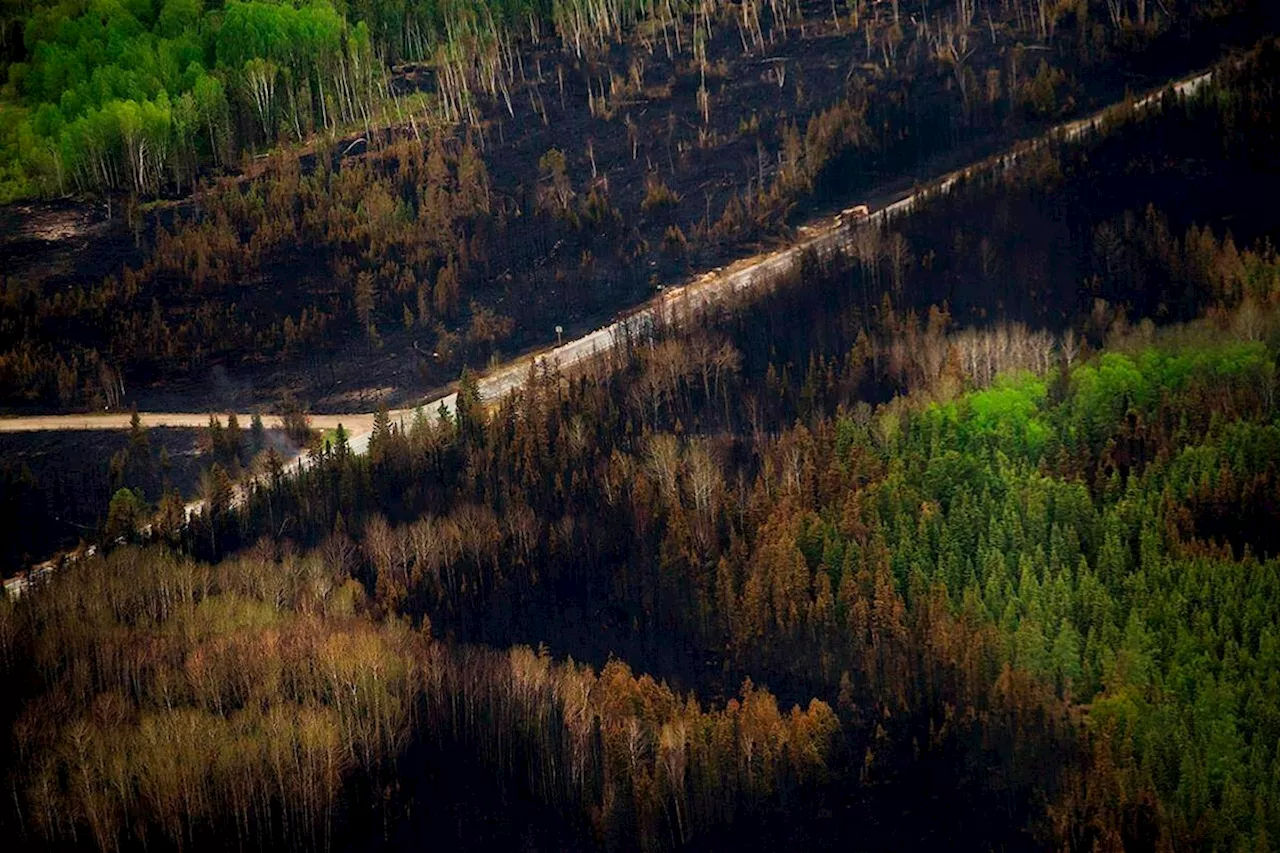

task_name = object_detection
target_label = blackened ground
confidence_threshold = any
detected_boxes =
[5,3,1278,418]
[0,426,290,575]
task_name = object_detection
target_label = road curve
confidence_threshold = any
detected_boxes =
[0,67,1215,438]
[2,68,1216,595]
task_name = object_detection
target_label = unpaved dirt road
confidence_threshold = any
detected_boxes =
[0,411,377,433]
[358,65,1217,441]
[0,68,1213,443]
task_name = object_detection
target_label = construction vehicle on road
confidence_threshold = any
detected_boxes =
[834,204,870,227]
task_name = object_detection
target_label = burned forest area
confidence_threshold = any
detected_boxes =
[7,1,1280,852]
[4,0,1278,417]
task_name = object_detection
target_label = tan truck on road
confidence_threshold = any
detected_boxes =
[834,204,870,226]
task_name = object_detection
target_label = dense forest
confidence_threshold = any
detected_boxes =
[5,34,1280,852]
[4,0,1279,415]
